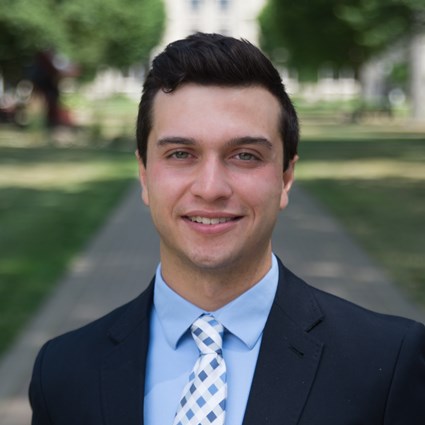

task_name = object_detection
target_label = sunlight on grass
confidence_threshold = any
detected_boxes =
[296,159,425,180]
[0,161,136,189]
[0,146,137,355]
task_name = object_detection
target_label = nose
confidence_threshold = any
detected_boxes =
[190,157,233,202]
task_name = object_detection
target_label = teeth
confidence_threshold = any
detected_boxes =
[190,216,233,225]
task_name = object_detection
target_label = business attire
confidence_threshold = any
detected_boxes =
[29,257,425,424]
[145,255,279,425]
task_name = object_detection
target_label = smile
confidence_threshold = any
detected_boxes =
[188,216,235,225]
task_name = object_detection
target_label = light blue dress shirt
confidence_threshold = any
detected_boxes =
[144,254,279,425]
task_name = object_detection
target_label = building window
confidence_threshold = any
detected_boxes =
[190,0,202,11]
[218,0,230,11]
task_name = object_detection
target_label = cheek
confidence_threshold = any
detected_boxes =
[238,172,284,210]
[146,167,187,206]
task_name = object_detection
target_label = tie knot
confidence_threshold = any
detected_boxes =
[191,314,224,355]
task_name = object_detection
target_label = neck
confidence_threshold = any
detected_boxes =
[160,251,273,311]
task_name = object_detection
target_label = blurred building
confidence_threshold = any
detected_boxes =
[156,0,362,101]
[161,0,266,46]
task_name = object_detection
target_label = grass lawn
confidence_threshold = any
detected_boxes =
[296,112,425,308]
[0,143,137,355]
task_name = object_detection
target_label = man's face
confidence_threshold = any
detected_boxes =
[138,84,296,280]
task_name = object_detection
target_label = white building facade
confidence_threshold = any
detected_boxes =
[161,0,267,46]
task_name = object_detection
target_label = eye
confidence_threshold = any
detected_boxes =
[234,152,259,161]
[169,150,192,159]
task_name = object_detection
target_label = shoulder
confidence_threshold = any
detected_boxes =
[29,283,154,422]
[276,260,425,349]
[33,281,154,369]
[273,263,425,422]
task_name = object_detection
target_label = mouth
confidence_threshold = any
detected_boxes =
[186,216,239,225]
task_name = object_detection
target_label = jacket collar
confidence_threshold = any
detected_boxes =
[101,280,154,425]
[242,259,325,425]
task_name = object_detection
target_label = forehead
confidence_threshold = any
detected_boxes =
[149,84,282,142]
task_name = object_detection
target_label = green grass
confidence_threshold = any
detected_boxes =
[0,144,137,355]
[296,134,425,308]
[64,92,139,142]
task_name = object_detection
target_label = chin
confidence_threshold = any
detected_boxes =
[186,251,242,272]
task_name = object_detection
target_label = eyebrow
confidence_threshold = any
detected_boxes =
[157,136,273,149]
[157,137,196,147]
[226,136,273,150]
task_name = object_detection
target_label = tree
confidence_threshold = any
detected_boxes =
[258,0,419,77]
[0,0,165,85]
[0,0,64,84]
[59,0,165,79]
[259,0,425,118]
[338,0,425,119]
[259,0,368,80]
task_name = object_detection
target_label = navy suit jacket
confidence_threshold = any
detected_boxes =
[29,260,425,424]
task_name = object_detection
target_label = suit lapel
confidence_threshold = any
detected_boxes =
[97,262,324,425]
[243,262,324,425]
[101,281,154,425]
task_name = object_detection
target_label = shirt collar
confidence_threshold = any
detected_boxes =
[153,254,279,350]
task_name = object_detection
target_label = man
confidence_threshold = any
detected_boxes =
[30,33,425,425]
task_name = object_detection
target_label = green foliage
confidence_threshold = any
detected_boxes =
[59,0,165,78]
[58,0,107,77]
[259,0,421,78]
[259,0,366,78]
[0,0,65,83]
[102,0,165,69]
[336,0,412,48]
[0,0,165,83]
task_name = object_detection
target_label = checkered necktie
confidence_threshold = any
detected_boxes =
[173,314,227,425]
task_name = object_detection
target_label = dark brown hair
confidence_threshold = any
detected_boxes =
[136,32,299,170]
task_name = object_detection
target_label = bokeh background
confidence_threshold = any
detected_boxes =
[1,0,424,423]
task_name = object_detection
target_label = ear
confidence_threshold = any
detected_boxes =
[280,155,298,210]
[135,151,150,206]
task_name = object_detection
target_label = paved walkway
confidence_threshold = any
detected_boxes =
[1,181,424,425]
